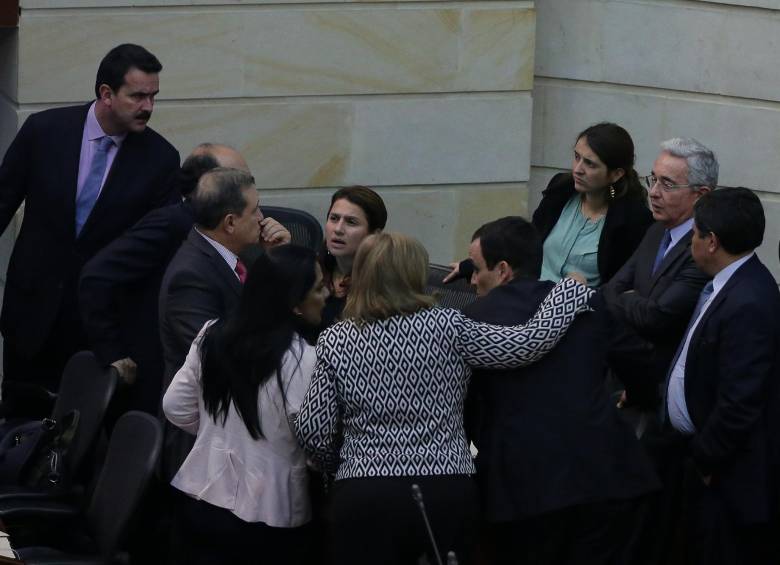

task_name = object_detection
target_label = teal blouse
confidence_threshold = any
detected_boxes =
[540,195,605,287]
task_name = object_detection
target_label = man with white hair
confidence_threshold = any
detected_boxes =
[602,137,718,564]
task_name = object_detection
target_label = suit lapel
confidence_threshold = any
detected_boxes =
[188,230,243,297]
[78,130,140,239]
[57,104,91,240]
[649,229,693,288]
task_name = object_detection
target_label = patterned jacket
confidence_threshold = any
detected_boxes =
[295,279,593,479]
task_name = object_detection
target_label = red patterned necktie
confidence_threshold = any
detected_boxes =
[235,258,247,284]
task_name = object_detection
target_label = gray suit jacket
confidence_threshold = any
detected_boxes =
[158,228,243,480]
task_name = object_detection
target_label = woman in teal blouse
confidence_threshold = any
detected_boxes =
[449,123,652,287]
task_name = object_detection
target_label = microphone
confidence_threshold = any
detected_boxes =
[411,483,446,565]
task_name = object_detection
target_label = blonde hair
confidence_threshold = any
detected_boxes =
[343,232,435,323]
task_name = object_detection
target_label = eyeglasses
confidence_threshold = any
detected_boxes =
[643,174,697,192]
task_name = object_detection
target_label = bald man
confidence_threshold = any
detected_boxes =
[79,143,289,414]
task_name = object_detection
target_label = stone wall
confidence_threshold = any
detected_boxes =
[0,0,538,271]
[532,0,780,277]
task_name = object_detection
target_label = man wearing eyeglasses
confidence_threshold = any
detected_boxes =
[602,137,717,564]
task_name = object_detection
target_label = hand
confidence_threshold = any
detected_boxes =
[616,389,627,409]
[110,357,138,385]
[260,217,291,248]
[442,262,461,284]
[565,271,587,286]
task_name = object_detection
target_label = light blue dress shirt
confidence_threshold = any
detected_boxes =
[667,252,755,434]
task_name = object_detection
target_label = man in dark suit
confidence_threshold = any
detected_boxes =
[665,188,779,564]
[603,137,718,411]
[463,216,659,565]
[601,138,718,564]
[78,143,289,415]
[158,167,290,480]
[0,44,179,403]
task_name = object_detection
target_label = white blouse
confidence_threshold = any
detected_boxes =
[163,321,315,527]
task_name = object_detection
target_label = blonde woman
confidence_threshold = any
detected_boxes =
[295,232,594,565]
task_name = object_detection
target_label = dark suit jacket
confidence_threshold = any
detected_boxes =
[533,173,653,284]
[0,103,180,357]
[682,255,780,524]
[464,278,659,522]
[602,222,710,408]
[78,201,194,413]
[158,228,244,480]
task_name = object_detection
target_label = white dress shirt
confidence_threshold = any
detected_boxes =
[667,252,755,434]
[195,229,241,280]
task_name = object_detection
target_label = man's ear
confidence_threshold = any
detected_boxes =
[222,214,236,235]
[708,232,720,254]
[496,260,514,284]
[97,84,113,105]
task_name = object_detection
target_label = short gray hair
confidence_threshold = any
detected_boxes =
[659,137,719,189]
[191,167,255,229]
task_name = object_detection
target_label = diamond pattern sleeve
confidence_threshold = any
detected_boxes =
[295,341,342,475]
[457,278,594,369]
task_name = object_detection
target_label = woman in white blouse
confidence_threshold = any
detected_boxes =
[295,232,594,565]
[163,244,328,565]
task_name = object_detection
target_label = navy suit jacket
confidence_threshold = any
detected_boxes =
[464,278,659,522]
[681,255,780,524]
[603,222,710,407]
[0,103,179,356]
[78,201,194,412]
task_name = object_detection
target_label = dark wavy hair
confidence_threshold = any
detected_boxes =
[198,245,318,439]
[576,122,645,201]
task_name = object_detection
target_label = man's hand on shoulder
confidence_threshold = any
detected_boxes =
[260,217,291,248]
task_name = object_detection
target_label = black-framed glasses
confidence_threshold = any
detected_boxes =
[643,174,696,192]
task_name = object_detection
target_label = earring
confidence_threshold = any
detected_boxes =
[609,185,616,199]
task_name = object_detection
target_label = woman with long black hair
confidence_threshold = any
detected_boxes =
[163,244,328,565]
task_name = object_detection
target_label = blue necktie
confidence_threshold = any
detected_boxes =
[661,281,715,424]
[651,229,672,275]
[75,136,114,235]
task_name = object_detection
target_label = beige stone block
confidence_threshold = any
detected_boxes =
[349,94,533,186]
[16,4,535,103]
[258,183,529,264]
[536,0,780,103]
[754,193,780,281]
[21,0,464,6]
[532,79,780,193]
[140,94,532,189]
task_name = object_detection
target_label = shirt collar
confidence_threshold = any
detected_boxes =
[668,217,694,248]
[195,228,239,271]
[712,252,754,295]
[86,101,127,147]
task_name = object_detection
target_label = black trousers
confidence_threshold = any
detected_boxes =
[329,474,479,565]
[682,461,777,565]
[172,488,311,565]
[488,499,635,565]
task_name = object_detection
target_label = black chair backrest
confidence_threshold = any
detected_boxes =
[87,411,162,559]
[426,264,478,311]
[52,351,118,480]
[261,205,323,251]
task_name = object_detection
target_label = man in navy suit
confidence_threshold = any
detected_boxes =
[463,216,659,565]
[665,188,779,564]
[0,43,179,403]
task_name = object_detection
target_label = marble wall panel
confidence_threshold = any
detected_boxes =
[15,94,532,189]
[531,80,780,194]
[756,194,780,280]
[21,0,483,7]
[536,0,780,103]
[258,183,529,264]
[17,4,535,104]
